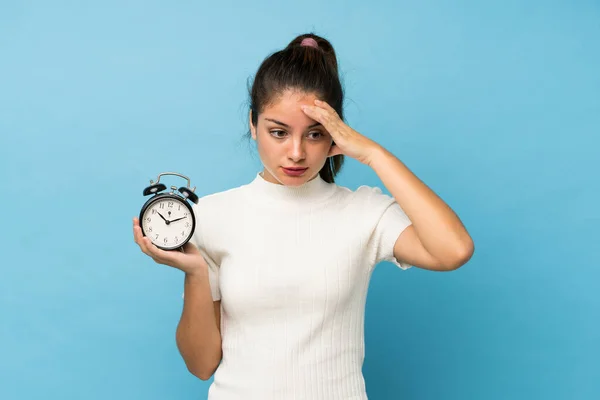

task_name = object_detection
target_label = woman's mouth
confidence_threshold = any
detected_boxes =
[282,167,308,177]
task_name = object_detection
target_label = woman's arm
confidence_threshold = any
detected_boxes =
[369,146,474,271]
[176,272,222,380]
[299,100,474,271]
[133,217,222,379]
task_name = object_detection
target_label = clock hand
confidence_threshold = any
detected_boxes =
[156,212,170,224]
[170,216,187,223]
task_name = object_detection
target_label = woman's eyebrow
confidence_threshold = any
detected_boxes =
[265,118,322,129]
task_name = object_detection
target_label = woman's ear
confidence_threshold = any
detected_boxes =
[249,110,257,140]
[328,141,342,157]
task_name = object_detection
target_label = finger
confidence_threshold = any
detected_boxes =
[301,105,329,126]
[305,104,342,133]
[137,234,154,257]
[314,99,337,115]
[133,224,146,247]
[142,236,161,257]
[133,225,155,257]
[133,219,155,255]
[133,224,142,245]
[133,217,142,239]
[142,238,169,264]
[147,238,181,263]
[132,224,166,264]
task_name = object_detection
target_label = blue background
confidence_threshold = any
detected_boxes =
[1,1,598,399]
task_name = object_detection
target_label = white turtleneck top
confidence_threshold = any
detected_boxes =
[189,172,412,400]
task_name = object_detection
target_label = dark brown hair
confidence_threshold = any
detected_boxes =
[247,33,345,183]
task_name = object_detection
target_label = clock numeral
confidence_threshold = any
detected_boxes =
[155,234,159,239]
[159,203,165,209]
[175,237,179,243]
[148,226,153,232]
[151,209,156,214]
[164,237,168,244]
[168,201,174,208]
[181,231,185,236]
[146,217,151,222]
[178,204,181,211]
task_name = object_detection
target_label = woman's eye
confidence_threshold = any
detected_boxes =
[270,130,287,138]
[269,130,323,140]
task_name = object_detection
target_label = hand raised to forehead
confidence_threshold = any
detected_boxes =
[301,99,381,166]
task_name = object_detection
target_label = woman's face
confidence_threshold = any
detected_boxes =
[250,90,334,186]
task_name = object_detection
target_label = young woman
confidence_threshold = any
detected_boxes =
[133,33,474,400]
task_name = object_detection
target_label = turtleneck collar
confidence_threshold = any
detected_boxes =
[246,171,337,205]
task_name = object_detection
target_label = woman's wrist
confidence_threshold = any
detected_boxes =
[184,267,209,283]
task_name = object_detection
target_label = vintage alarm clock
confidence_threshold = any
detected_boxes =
[138,172,199,251]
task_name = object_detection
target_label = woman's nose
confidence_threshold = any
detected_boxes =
[288,138,306,162]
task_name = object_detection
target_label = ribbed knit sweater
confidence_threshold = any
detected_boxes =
[190,172,413,400]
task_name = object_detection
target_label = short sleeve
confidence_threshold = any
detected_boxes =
[182,203,221,301]
[368,188,413,270]
[196,245,221,301]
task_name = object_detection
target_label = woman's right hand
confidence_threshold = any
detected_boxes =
[133,217,208,276]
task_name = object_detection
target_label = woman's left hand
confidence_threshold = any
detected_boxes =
[301,99,381,166]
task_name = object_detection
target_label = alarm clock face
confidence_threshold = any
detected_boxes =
[140,196,194,250]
